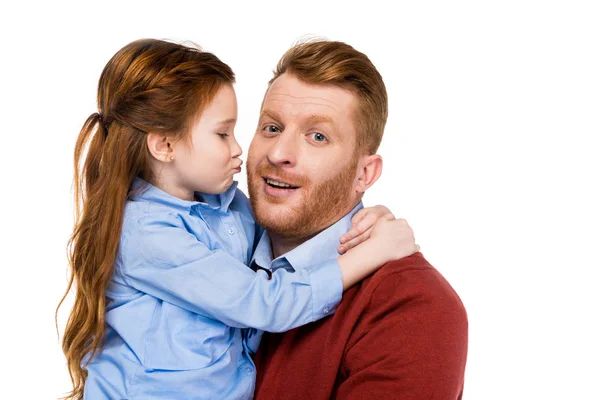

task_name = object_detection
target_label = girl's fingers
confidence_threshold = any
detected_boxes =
[341,209,394,244]
[341,210,367,243]
[341,213,373,244]
[350,208,368,225]
[338,227,372,254]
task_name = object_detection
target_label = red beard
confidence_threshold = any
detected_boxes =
[248,156,359,240]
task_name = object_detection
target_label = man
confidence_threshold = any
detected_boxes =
[246,39,468,399]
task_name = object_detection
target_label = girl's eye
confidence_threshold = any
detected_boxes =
[311,132,328,142]
[218,133,229,138]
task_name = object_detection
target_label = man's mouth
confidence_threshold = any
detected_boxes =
[263,177,301,190]
[263,176,300,197]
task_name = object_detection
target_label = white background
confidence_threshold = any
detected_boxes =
[1,1,598,399]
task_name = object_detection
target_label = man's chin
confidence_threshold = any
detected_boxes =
[252,195,308,235]
[257,193,295,205]
[254,201,300,228]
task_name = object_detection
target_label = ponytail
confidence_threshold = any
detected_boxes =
[56,113,147,400]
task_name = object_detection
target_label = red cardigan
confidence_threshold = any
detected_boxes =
[253,253,468,400]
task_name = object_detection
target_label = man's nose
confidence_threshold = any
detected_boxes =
[267,131,297,167]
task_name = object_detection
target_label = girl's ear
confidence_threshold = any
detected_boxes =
[146,133,175,162]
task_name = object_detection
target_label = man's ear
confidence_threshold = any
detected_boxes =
[146,133,175,163]
[354,154,383,194]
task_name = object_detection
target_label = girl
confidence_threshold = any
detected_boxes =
[58,39,418,400]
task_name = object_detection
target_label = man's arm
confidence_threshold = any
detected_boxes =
[335,265,468,400]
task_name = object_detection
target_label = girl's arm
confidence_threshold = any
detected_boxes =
[121,211,340,333]
[120,209,416,333]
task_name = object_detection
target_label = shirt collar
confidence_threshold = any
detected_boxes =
[131,177,239,213]
[252,202,364,271]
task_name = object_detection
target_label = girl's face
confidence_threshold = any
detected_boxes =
[171,84,243,196]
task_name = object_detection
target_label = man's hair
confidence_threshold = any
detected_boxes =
[270,39,388,155]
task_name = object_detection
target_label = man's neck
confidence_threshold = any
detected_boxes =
[268,200,362,259]
[270,233,316,259]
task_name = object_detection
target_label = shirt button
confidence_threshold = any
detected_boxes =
[244,366,253,375]
[323,307,330,314]
[227,227,235,235]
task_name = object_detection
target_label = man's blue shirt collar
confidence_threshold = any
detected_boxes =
[252,202,364,271]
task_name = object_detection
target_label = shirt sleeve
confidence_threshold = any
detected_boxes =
[334,268,468,400]
[118,211,342,332]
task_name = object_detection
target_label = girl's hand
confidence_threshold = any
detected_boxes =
[369,216,420,262]
[338,205,395,254]
[336,208,420,290]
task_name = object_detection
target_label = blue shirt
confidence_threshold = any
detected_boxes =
[244,202,364,353]
[84,179,343,400]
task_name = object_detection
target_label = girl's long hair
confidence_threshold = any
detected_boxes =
[56,38,234,400]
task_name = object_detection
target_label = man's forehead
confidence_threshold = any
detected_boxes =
[262,94,345,119]
[264,74,356,114]
[263,91,355,125]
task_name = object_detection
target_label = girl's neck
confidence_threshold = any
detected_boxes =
[150,167,194,201]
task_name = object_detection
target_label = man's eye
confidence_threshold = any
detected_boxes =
[311,132,327,142]
[218,133,229,138]
[264,125,281,133]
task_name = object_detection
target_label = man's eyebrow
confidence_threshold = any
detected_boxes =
[259,109,282,122]
[306,114,334,125]
[260,111,334,125]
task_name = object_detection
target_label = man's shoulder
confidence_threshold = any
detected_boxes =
[378,252,434,274]
[336,254,468,400]
[366,252,438,286]
[358,252,466,316]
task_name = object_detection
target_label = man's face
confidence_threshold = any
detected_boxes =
[247,73,361,239]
